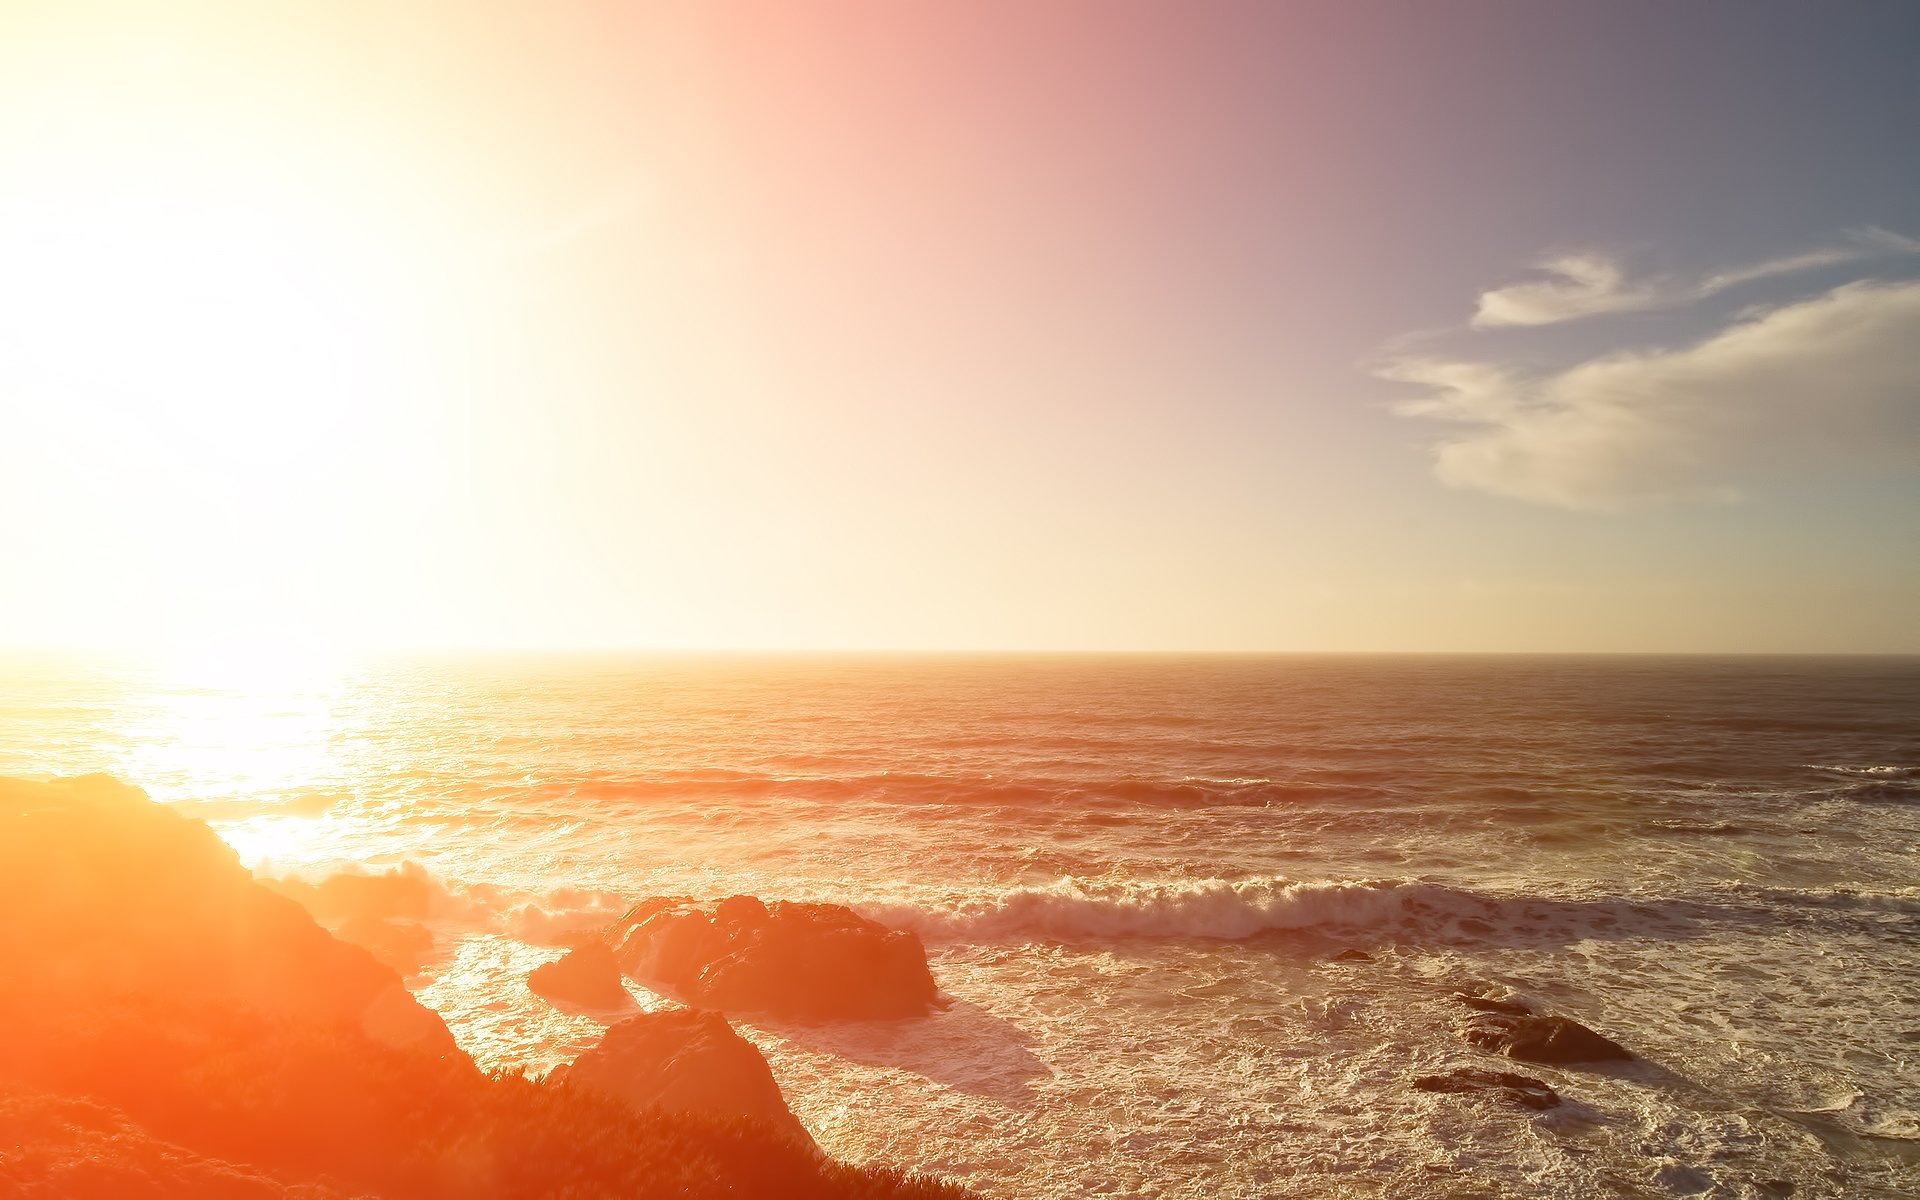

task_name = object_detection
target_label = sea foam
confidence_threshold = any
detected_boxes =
[862,877,1502,943]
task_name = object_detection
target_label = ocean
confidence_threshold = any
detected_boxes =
[3,653,1917,1198]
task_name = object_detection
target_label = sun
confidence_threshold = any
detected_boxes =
[4,177,401,477]
[0,25,471,654]
[0,47,436,470]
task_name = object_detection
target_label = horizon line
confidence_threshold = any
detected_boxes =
[2,644,1917,660]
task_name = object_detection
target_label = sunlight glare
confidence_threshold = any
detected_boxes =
[0,39,465,653]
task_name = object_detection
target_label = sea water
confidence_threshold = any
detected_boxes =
[3,654,1916,1198]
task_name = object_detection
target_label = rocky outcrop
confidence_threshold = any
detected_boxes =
[1464,1013,1634,1064]
[0,774,457,1056]
[1450,992,1632,1063]
[552,1009,812,1146]
[610,895,944,1021]
[529,942,632,1009]
[1413,1067,1559,1109]
[0,775,971,1200]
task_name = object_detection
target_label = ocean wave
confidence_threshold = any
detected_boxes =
[499,889,632,944]
[260,854,1920,956]
[1802,765,1920,806]
[259,859,629,942]
[508,770,1391,811]
[1806,764,1919,778]
[863,875,1920,946]
[860,877,1512,943]
[1648,818,1747,835]
[1734,884,1920,915]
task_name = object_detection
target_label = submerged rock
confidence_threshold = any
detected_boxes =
[553,1008,813,1146]
[610,895,944,1021]
[1414,1066,1560,1109]
[529,941,632,1009]
[1454,992,1532,1016]
[1466,1014,1633,1064]
[1329,949,1374,963]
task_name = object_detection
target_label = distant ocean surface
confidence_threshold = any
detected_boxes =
[4,653,1918,1198]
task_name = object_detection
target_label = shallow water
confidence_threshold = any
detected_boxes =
[4,653,1918,1197]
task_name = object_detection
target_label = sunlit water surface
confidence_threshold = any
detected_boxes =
[4,653,1918,1198]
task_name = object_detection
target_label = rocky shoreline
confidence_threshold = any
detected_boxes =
[0,774,973,1199]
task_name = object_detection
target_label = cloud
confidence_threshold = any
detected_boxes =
[1471,253,1663,328]
[1388,280,1920,510]
[1471,227,1920,328]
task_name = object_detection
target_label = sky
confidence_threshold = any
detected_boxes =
[2,0,1917,654]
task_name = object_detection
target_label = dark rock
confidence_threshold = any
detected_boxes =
[553,1008,812,1146]
[1466,1014,1633,1064]
[1454,992,1532,1016]
[1414,1067,1560,1109]
[611,895,944,1021]
[530,942,632,1009]
[1330,949,1373,963]
[715,894,769,923]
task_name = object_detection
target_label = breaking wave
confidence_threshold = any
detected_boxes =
[869,875,1920,946]
[1807,764,1920,804]
[862,876,1513,943]
[1733,884,1920,916]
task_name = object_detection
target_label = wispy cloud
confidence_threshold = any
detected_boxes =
[1471,253,1660,328]
[1471,227,1920,328]
[1388,280,1920,510]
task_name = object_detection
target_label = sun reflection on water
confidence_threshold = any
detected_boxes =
[213,813,341,871]
[103,642,365,867]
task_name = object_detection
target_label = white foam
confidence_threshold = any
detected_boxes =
[862,876,1496,943]
[1806,763,1918,777]
[501,892,631,944]
[1742,884,1920,914]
